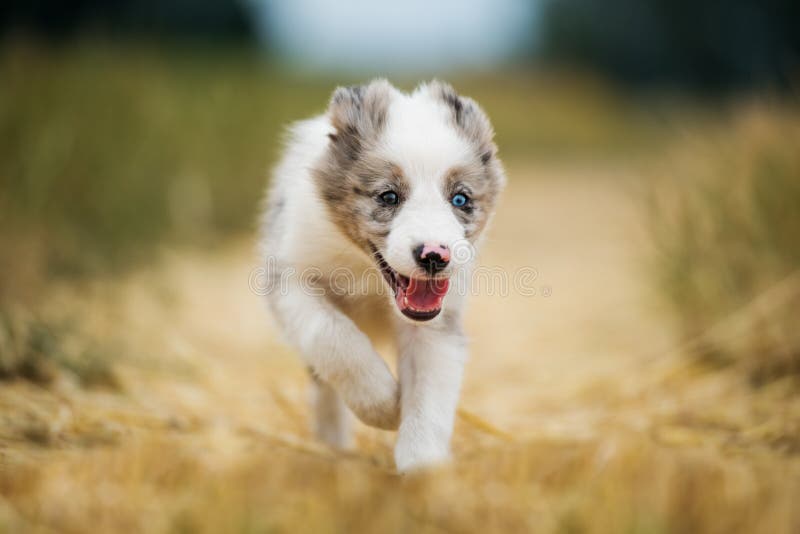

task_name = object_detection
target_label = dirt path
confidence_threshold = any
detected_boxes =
[463,164,669,430]
[109,162,673,446]
[1,164,798,533]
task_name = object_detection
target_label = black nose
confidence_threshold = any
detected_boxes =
[413,244,450,275]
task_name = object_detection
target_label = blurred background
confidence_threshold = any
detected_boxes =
[1,1,798,532]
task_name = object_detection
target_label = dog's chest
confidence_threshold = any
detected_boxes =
[322,258,395,345]
[334,292,394,345]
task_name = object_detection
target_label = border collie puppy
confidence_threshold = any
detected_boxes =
[260,79,505,471]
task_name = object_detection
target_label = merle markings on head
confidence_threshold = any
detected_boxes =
[313,79,506,322]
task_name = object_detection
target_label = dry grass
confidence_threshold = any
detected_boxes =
[1,37,798,534]
[648,100,800,384]
[0,311,119,391]
[1,166,798,533]
[2,430,796,533]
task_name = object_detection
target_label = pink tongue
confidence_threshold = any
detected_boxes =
[405,278,450,310]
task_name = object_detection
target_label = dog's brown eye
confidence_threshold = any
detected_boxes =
[379,191,400,206]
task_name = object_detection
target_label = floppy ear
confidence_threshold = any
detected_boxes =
[327,79,394,162]
[426,80,497,165]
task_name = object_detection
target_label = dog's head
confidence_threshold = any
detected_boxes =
[314,79,506,322]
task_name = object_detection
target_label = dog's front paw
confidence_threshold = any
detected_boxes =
[343,369,400,430]
[394,426,450,473]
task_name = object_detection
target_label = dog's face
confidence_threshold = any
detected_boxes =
[314,80,505,322]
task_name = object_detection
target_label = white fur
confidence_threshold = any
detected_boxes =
[261,86,494,472]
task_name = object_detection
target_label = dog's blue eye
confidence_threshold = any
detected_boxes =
[451,193,469,208]
[379,191,399,205]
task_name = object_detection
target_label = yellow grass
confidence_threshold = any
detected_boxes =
[1,164,798,533]
[647,102,800,382]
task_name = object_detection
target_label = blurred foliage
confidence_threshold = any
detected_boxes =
[649,101,800,383]
[0,309,119,389]
[541,0,800,88]
[0,39,671,279]
[0,40,333,275]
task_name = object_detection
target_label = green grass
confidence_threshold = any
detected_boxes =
[0,40,333,276]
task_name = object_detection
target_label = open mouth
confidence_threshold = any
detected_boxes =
[371,247,450,322]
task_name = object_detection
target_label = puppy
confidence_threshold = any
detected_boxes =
[260,79,505,471]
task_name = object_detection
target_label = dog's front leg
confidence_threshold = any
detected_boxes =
[269,280,400,432]
[394,321,467,472]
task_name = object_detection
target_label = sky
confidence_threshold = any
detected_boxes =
[247,0,539,73]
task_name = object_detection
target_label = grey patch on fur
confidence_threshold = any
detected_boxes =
[426,80,496,164]
[327,80,393,166]
[307,365,323,384]
[314,80,406,254]
[263,195,285,231]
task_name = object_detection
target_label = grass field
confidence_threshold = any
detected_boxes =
[1,41,799,533]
